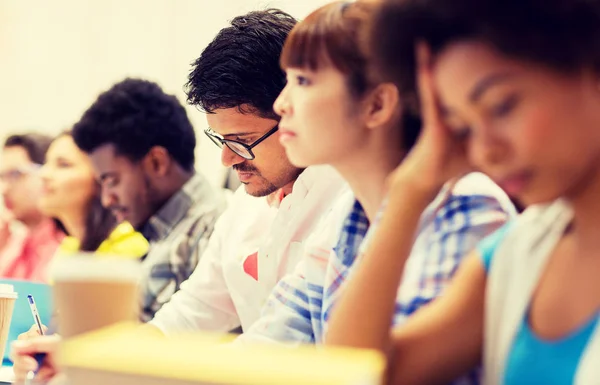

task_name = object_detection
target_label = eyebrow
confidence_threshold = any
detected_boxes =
[55,156,72,164]
[99,171,118,181]
[207,127,255,139]
[222,132,255,138]
[468,72,516,103]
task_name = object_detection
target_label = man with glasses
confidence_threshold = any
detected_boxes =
[146,9,348,335]
[0,133,64,281]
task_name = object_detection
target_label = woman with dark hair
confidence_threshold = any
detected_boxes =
[39,132,148,257]
[326,0,600,383]
[239,0,513,354]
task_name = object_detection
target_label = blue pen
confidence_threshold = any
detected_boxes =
[27,295,44,336]
[26,295,47,382]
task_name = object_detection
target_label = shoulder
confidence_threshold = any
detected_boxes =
[97,222,149,258]
[185,174,228,218]
[426,172,517,225]
[481,199,571,273]
[58,236,81,254]
[294,165,348,199]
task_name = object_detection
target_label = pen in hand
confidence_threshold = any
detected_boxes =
[26,295,47,383]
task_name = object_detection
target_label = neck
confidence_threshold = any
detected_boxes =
[281,179,296,197]
[20,212,46,229]
[566,162,600,245]
[164,168,193,199]
[333,136,406,221]
[58,213,87,244]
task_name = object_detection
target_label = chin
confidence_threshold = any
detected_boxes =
[243,183,279,198]
[286,152,319,169]
[518,187,565,208]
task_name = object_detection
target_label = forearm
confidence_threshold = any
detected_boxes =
[326,181,434,350]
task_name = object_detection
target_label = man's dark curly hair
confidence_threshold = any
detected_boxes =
[72,78,196,171]
[186,9,298,120]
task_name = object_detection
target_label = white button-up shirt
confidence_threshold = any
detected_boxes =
[150,165,349,333]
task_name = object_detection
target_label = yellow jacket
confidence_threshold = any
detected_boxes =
[58,222,149,259]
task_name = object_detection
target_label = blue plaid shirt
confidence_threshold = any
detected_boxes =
[239,173,516,382]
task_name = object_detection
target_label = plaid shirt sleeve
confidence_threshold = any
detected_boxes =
[238,199,364,345]
[348,181,512,321]
[141,209,223,322]
[237,258,317,344]
[148,212,242,333]
[390,192,511,325]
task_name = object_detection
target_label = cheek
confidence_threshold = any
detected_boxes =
[63,175,96,201]
[510,107,550,154]
[22,179,43,198]
[294,98,322,129]
[295,91,341,129]
[515,102,586,162]
[248,142,286,172]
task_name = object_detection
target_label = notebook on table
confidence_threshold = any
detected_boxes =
[61,322,385,385]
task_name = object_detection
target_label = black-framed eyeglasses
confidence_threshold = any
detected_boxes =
[204,124,279,160]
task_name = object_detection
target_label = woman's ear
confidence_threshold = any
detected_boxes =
[363,83,400,130]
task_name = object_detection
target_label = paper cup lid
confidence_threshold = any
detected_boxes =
[0,284,18,299]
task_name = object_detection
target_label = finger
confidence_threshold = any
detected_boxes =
[48,372,68,385]
[415,41,443,130]
[36,366,57,382]
[17,326,41,340]
[17,332,33,341]
[35,324,48,335]
[12,335,60,355]
[12,356,38,381]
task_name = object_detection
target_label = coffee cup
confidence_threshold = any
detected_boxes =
[49,255,141,339]
[0,284,18,360]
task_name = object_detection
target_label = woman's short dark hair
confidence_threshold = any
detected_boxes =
[280,0,421,151]
[55,132,117,252]
[3,133,53,164]
[281,1,376,98]
[371,0,600,113]
[186,9,298,120]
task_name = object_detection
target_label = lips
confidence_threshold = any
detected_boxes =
[111,208,128,222]
[278,127,297,144]
[496,171,532,196]
[236,171,255,183]
[41,185,54,196]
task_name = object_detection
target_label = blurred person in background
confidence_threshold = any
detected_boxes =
[40,132,148,258]
[0,133,64,281]
[326,0,600,383]
[71,78,226,321]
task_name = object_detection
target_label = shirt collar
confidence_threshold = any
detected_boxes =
[272,165,339,209]
[266,189,285,208]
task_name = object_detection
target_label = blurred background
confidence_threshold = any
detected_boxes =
[0,0,331,188]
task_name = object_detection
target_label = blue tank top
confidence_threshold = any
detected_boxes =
[479,225,599,385]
